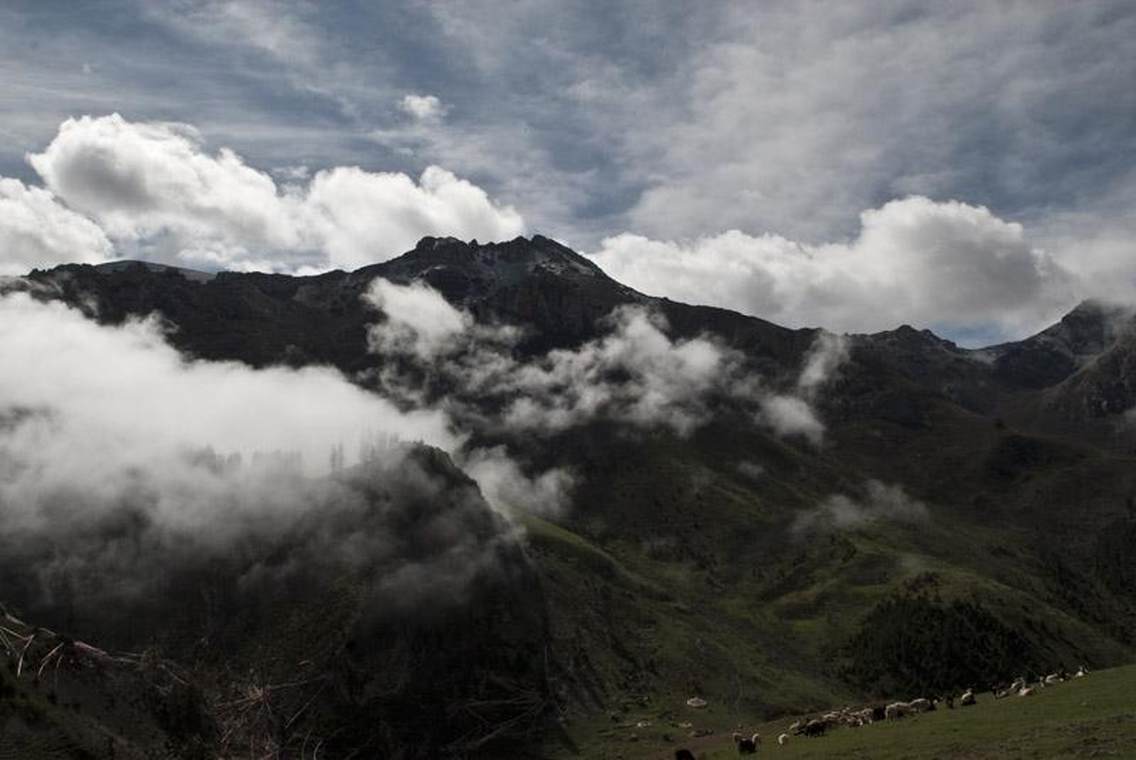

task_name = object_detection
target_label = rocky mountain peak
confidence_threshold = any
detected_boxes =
[1051,299,1136,354]
[369,234,615,294]
[990,299,1136,389]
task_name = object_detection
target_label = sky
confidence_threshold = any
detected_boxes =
[1,0,1135,344]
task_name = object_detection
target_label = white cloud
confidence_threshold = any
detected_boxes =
[400,94,447,122]
[589,197,1078,343]
[601,4,1136,247]
[500,307,733,435]
[365,277,472,359]
[23,114,525,272]
[759,395,825,445]
[0,290,527,614]
[143,0,366,119]
[459,445,574,517]
[793,480,929,535]
[758,330,848,444]
[306,165,524,271]
[364,278,845,443]
[0,178,112,275]
[798,332,849,397]
[0,292,456,486]
[28,114,302,262]
[364,279,740,434]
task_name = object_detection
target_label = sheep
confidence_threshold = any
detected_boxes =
[733,732,760,754]
[908,697,935,713]
[870,705,887,722]
[787,720,801,734]
[777,732,790,746]
[1074,665,1088,678]
[1018,686,1035,697]
[1044,673,1063,686]
[959,689,976,707]
[885,701,912,720]
[674,750,696,760]
[797,719,827,737]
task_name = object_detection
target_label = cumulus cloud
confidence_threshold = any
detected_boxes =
[365,278,747,436]
[307,165,523,271]
[0,290,530,629]
[23,114,524,272]
[798,332,849,398]
[756,331,849,444]
[400,93,447,122]
[366,277,472,359]
[364,277,846,443]
[759,395,825,445]
[499,307,734,435]
[0,178,112,275]
[589,197,1078,343]
[793,480,929,535]
[0,292,455,484]
[28,115,301,256]
[459,445,575,517]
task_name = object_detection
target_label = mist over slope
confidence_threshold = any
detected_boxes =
[3,235,1136,757]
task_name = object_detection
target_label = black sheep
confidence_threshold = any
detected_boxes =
[733,731,760,754]
[799,719,827,737]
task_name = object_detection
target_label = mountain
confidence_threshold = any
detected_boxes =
[94,259,217,283]
[0,445,552,758]
[5,236,1136,758]
[15,235,811,370]
[987,299,1134,389]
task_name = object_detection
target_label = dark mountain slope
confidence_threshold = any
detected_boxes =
[0,447,553,759]
[6,236,1136,757]
[17,235,815,374]
[990,300,1134,389]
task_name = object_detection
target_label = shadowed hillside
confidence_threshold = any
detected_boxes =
[4,236,1136,758]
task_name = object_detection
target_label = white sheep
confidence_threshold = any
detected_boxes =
[778,732,790,746]
[885,701,912,720]
[959,689,976,707]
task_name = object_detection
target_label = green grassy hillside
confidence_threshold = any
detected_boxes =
[521,417,1136,758]
[590,664,1136,759]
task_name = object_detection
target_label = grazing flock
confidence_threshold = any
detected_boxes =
[672,666,1089,757]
